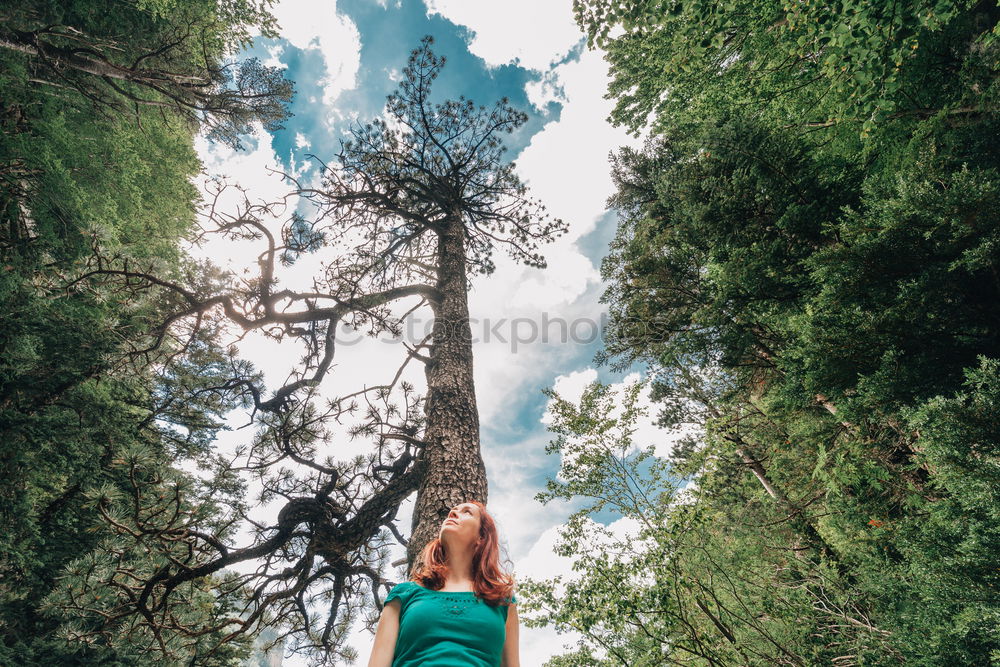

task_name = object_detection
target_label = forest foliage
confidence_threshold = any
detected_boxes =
[521,0,1000,665]
[4,0,1000,665]
[3,2,560,664]
[0,0,293,663]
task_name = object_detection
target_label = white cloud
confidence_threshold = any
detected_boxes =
[269,0,361,108]
[262,43,286,69]
[514,523,584,662]
[518,516,648,588]
[508,249,599,310]
[462,49,643,426]
[482,432,578,555]
[448,50,643,440]
[424,0,582,71]
[519,522,571,582]
[525,69,563,111]
[543,368,695,461]
[516,48,640,244]
[545,368,598,417]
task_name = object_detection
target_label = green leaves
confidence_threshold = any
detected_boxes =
[0,2,277,662]
[2,0,294,151]
[578,0,999,138]
[537,379,674,520]
[556,2,1000,662]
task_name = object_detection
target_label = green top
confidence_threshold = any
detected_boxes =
[385,581,516,667]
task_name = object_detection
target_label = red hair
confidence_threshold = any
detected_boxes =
[411,500,515,606]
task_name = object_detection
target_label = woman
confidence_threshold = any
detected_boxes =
[367,501,520,667]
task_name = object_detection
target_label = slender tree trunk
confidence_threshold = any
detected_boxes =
[0,29,205,102]
[407,214,487,566]
[726,433,839,560]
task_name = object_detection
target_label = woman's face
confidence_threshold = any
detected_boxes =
[439,502,482,548]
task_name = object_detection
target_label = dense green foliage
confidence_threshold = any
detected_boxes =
[0,0,287,663]
[576,0,1000,136]
[2,0,291,149]
[523,0,1000,665]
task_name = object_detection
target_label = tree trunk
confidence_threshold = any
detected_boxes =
[726,433,839,561]
[0,29,204,103]
[407,214,487,566]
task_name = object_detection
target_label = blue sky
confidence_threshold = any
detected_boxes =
[246,0,564,183]
[191,0,682,663]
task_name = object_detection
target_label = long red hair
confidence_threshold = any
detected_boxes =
[411,500,515,606]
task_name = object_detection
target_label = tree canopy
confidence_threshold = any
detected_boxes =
[0,0,291,663]
[521,1,1000,665]
[1,0,293,148]
[33,36,562,664]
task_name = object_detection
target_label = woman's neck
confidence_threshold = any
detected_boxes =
[443,544,476,589]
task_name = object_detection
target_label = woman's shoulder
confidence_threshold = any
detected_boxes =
[384,580,419,605]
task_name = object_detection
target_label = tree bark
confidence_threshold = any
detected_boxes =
[0,29,207,97]
[407,213,487,566]
[726,433,839,561]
